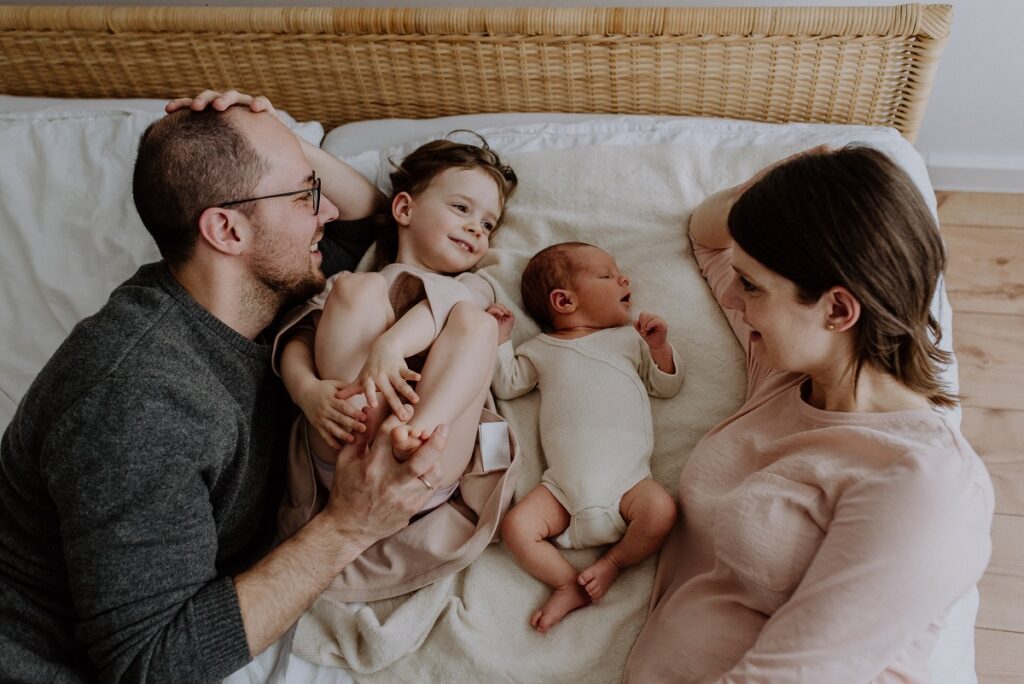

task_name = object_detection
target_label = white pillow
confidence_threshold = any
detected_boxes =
[0,95,325,146]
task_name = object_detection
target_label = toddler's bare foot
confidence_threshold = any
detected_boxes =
[390,422,428,460]
[578,556,622,601]
[529,583,590,634]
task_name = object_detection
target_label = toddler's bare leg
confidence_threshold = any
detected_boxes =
[578,478,677,602]
[391,303,497,481]
[310,272,394,459]
[502,486,591,633]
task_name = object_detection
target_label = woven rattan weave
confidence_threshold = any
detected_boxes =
[0,5,951,140]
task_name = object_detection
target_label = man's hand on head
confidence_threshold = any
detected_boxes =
[165,89,279,117]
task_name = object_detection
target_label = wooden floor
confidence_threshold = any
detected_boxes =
[937,191,1024,683]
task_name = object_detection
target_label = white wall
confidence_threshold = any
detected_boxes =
[8,0,1023,191]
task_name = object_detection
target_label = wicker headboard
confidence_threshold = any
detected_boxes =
[0,4,951,140]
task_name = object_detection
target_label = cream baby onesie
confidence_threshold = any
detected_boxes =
[492,326,683,548]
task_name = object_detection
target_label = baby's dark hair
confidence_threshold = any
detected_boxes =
[374,133,518,264]
[520,242,594,331]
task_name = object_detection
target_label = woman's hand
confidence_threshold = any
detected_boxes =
[348,339,421,420]
[486,304,516,344]
[165,89,278,117]
[295,378,367,449]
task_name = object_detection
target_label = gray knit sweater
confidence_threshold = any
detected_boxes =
[0,263,289,683]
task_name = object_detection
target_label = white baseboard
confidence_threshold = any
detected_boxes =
[925,153,1024,193]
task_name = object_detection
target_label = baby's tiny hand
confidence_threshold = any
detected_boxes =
[296,379,367,449]
[635,312,669,350]
[486,304,516,344]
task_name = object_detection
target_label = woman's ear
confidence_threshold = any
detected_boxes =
[550,289,577,315]
[197,207,246,256]
[392,192,414,227]
[825,286,860,332]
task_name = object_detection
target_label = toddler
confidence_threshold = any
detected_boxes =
[490,242,683,632]
[277,136,517,511]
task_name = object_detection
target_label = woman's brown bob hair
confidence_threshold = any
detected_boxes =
[374,133,518,266]
[728,145,956,408]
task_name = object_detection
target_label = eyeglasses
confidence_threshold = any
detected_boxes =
[220,172,321,215]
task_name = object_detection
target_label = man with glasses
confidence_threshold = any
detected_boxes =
[0,94,446,682]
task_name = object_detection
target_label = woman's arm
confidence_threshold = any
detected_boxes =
[690,146,829,250]
[689,185,742,250]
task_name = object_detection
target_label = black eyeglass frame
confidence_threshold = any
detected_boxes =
[219,173,321,215]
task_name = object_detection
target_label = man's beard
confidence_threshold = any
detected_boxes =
[247,218,326,312]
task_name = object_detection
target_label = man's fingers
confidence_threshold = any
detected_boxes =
[164,97,195,113]
[252,95,277,115]
[404,424,448,479]
[190,90,224,110]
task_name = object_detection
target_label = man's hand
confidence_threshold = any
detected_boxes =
[486,304,515,344]
[165,89,278,117]
[322,423,448,547]
[232,420,447,657]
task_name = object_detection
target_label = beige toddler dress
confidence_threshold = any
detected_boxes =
[272,263,520,601]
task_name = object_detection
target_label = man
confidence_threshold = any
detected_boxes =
[0,92,445,681]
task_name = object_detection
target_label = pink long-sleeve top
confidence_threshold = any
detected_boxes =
[623,243,994,683]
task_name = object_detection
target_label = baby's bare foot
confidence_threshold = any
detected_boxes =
[578,556,622,602]
[390,423,426,459]
[529,584,591,633]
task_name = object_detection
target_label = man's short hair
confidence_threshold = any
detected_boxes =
[132,109,269,266]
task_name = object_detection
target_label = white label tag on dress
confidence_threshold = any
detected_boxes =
[478,420,512,471]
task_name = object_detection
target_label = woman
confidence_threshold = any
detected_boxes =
[624,146,993,682]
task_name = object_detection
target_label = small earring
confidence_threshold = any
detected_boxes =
[827,323,836,331]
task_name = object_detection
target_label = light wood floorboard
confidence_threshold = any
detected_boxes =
[941,191,1024,683]
[938,192,1024,229]
[944,225,1024,317]
[963,408,1024,517]
[953,312,1024,412]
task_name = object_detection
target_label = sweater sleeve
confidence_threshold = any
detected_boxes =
[41,378,252,683]
[716,445,994,683]
[491,340,540,400]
